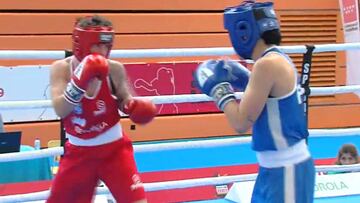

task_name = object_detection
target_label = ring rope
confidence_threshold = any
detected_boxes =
[0,42,360,60]
[0,174,257,202]
[1,85,360,110]
[0,147,63,162]
[1,164,360,203]
[316,163,360,173]
[1,128,359,162]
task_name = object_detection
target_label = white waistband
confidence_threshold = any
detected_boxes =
[256,139,311,168]
[66,124,123,146]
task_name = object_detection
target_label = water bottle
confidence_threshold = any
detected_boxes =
[34,138,41,150]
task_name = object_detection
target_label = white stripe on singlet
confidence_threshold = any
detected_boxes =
[266,100,289,149]
[256,139,310,168]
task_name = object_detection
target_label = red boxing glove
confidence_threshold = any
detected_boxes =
[124,99,157,125]
[72,53,109,91]
[64,54,109,104]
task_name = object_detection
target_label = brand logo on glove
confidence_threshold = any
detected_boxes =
[197,68,214,87]
[212,84,233,100]
[73,61,85,80]
[213,87,225,100]
[66,82,84,101]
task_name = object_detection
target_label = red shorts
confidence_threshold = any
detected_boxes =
[46,134,145,203]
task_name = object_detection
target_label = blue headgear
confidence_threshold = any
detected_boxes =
[224,2,280,59]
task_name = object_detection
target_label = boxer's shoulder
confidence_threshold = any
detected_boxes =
[51,58,71,68]
[108,59,124,69]
[50,58,71,78]
[108,59,126,77]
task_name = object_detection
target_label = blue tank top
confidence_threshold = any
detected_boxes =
[252,47,309,151]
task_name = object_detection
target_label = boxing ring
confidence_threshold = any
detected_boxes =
[1,43,360,202]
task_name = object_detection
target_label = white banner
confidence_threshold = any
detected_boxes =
[0,65,58,122]
[226,172,360,202]
[314,172,360,198]
[339,0,360,87]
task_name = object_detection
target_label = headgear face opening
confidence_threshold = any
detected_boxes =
[224,2,279,59]
[72,22,114,61]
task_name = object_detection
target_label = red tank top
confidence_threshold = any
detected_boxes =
[63,58,121,139]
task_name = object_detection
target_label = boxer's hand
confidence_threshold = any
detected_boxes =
[220,60,250,91]
[194,59,236,111]
[64,54,109,104]
[123,98,157,125]
[72,54,109,90]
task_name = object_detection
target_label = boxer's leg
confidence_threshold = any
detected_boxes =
[98,136,146,203]
[47,143,99,203]
[251,157,315,203]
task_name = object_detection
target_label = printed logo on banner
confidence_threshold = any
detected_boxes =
[341,0,360,32]
[342,0,358,24]
[340,0,360,90]
[133,67,179,114]
[225,172,360,202]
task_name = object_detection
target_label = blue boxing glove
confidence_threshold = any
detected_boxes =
[194,60,236,111]
[222,60,250,91]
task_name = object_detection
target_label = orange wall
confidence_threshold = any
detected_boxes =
[2,0,360,147]
[0,0,339,10]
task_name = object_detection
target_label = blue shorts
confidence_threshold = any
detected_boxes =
[251,157,315,203]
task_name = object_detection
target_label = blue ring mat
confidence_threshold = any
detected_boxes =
[135,135,360,172]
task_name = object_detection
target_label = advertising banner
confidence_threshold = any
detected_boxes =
[225,172,360,202]
[0,66,56,122]
[339,0,360,87]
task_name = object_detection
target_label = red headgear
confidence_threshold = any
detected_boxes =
[72,21,114,61]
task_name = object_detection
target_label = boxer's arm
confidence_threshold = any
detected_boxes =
[222,57,275,133]
[110,61,156,124]
[108,60,133,109]
[50,60,75,118]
